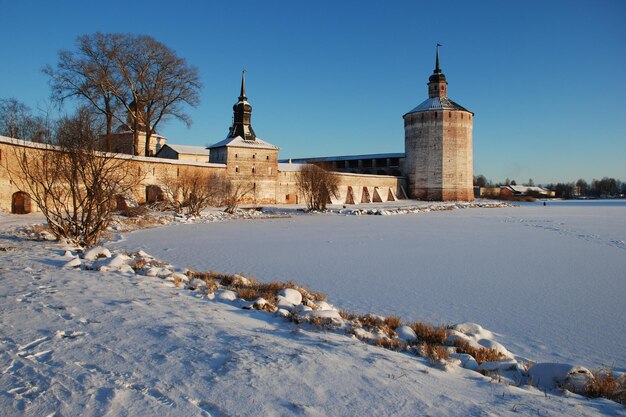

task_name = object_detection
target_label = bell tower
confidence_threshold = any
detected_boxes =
[403,46,474,201]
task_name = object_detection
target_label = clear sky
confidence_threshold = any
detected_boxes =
[1,0,624,184]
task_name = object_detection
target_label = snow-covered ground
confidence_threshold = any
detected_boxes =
[113,200,626,371]
[1,202,625,416]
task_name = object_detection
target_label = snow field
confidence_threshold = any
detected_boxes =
[112,201,626,372]
[2,201,625,416]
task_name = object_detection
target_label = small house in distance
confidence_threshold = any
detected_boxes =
[500,185,554,198]
[155,144,210,163]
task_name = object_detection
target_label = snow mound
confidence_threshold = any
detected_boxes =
[528,363,593,392]
[94,253,131,271]
[478,339,512,358]
[231,274,251,286]
[313,301,334,311]
[83,246,112,261]
[296,309,343,326]
[454,322,494,340]
[216,289,237,301]
[449,353,479,371]
[396,325,417,342]
[479,359,519,373]
[278,288,302,305]
[63,258,81,268]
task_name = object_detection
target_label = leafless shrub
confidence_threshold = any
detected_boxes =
[5,108,142,246]
[161,167,230,215]
[296,164,339,211]
[224,180,255,214]
[583,369,626,405]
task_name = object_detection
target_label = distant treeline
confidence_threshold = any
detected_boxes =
[474,175,626,199]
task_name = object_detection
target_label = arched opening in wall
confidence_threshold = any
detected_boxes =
[145,185,165,204]
[387,188,397,202]
[372,188,383,203]
[345,186,355,205]
[361,187,371,203]
[11,192,32,214]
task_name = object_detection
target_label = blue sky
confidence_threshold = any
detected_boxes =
[1,0,624,184]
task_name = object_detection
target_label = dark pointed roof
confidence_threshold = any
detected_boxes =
[229,69,256,141]
[429,44,446,84]
[239,70,247,101]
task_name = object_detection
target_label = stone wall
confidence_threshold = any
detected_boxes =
[1,136,406,213]
[276,167,406,205]
[0,136,226,213]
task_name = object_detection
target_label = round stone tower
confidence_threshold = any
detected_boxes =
[403,47,474,201]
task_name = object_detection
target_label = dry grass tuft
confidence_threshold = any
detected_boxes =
[119,205,149,218]
[26,224,51,234]
[172,275,186,288]
[339,310,356,320]
[408,321,448,345]
[383,316,402,331]
[133,258,148,270]
[583,369,626,405]
[417,342,451,364]
[357,314,383,329]
[373,337,404,351]
[453,339,504,364]
[236,287,277,304]
[309,316,335,327]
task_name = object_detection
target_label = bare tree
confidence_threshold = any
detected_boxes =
[126,35,201,156]
[44,33,201,156]
[0,98,31,138]
[473,174,487,188]
[296,164,340,211]
[162,167,230,216]
[224,180,255,214]
[5,107,142,246]
[44,33,124,142]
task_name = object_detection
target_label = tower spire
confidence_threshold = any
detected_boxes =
[230,68,256,141]
[239,67,247,101]
[428,44,447,99]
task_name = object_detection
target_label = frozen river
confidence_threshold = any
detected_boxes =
[113,201,626,370]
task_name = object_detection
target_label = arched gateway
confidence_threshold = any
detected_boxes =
[11,191,32,214]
